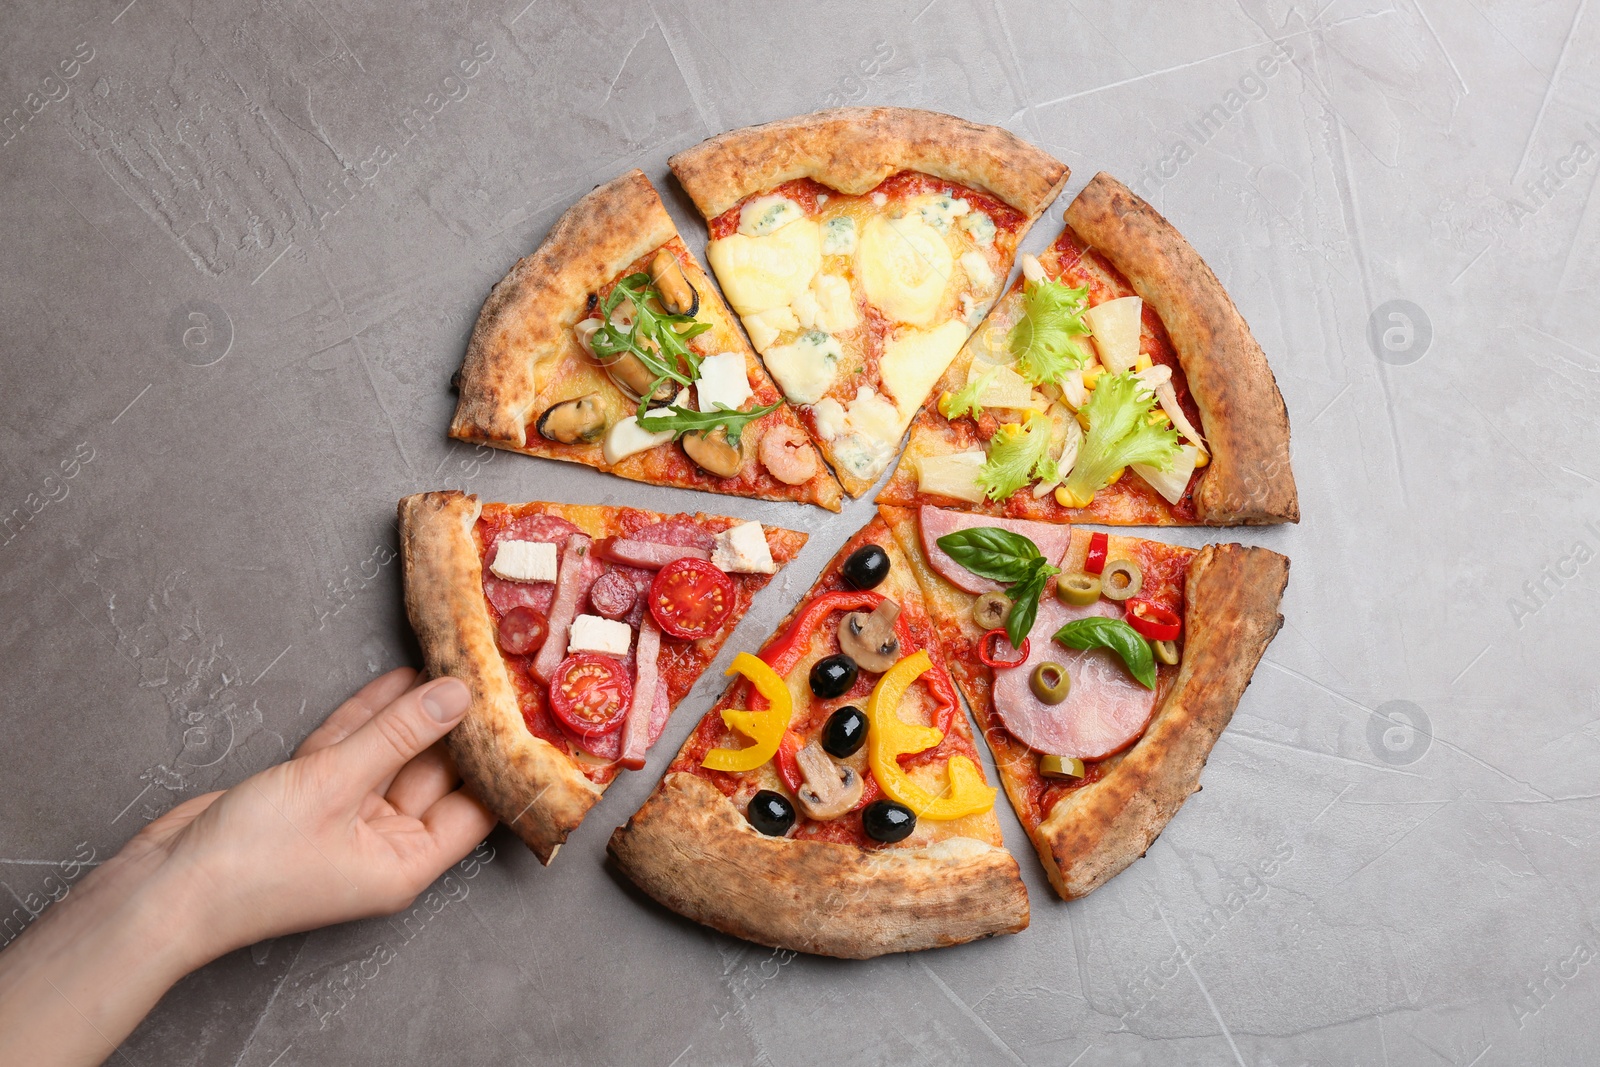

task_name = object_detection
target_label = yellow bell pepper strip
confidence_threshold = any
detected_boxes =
[864,651,996,820]
[701,653,793,772]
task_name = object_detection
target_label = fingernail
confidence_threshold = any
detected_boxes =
[422,678,471,722]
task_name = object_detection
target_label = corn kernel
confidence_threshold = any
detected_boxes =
[1075,410,1091,431]
[1147,411,1169,426]
[1055,485,1092,508]
[1193,449,1210,469]
[1082,365,1105,389]
[936,391,954,418]
[1134,353,1153,372]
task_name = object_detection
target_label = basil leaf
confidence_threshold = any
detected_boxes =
[936,527,1042,585]
[1003,564,1055,649]
[636,400,782,446]
[1052,617,1156,689]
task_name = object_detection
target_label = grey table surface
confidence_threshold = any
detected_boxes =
[3,0,1598,1063]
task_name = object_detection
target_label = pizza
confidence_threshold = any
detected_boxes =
[878,172,1299,526]
[398,491,805,863]
[668,108,1069,498]
[609,515,1028,958]
[449,169,843,512]
[881,504,1288,898]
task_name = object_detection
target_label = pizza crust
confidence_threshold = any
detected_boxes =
[608,772,1029,959]
[450,170,676,448]
[1065,173,1299,525]
[398,491,602,864]
[1034,543,1289,899]
[669,107,1069,220]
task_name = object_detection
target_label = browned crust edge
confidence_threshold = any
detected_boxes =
[668,107,1069,220]
[608,772,1029,958]
[1065,173,1299,525]
[397,491,602,864]
[1035,543,1290,899]
[449,170,676,447]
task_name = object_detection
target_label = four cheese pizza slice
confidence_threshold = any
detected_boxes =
[399,491,805,863]
[670,108,1069,497]
[882,504,1288,899]
[450,170,843,511]
[879,173,1299,525]
[609,514,1028,958]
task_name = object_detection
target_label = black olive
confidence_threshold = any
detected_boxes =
[841,544,891,590]
[862,799,916,843]
[747,790,795,836]
[821,706,868,758]
[809,654,858,699]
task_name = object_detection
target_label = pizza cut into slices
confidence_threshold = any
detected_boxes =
[881,504,1288,899]
[879,172,1299,525]
[399,491,805,863]
[449,170,843,511]
[609,514,1028,958]
[669,107,1069,498]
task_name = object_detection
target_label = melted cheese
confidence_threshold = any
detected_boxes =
[706,219,822,316]
[763,330,843,406]
[792,272,858,334]
[856,215,952,326]
[960,250,996,293]
[811,396,846,440]
[743,305,799,353]
[829,386,903,478]
[913,194,971,232]
[880,319,970,419]
[738,195,805,236]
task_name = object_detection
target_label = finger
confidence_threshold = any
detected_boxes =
[334,677,471,792]
[417,789,497,868]
[297,668,419,758]
[384,742,460,819]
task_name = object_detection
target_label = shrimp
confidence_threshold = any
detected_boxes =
[758,423,819,485]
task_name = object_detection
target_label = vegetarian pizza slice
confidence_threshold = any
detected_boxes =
[609,515,1028,958]
[669,107,1069,497]
[450,170,843,511]
[879,173,1299,525]
[882,504,1288,899]
[399,491,805,863]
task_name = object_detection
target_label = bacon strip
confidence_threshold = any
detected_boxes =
[600,536,711,570]
[531,534,596,684]
[619,616,662,769]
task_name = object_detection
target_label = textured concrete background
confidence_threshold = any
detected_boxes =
[2,0,1598,1063]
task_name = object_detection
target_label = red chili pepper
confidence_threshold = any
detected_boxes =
[977,629,1030,668]
[1085,532,1109,575]
[1125,598,1182,641]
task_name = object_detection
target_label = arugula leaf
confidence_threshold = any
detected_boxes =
[1052,616,1156,689]
[1009,278,1091,386]
[1058,371,1181,507]
[636,400,781,446]
[589,272,712,411]
[977,410,1056,501]
[935,526,1060,648]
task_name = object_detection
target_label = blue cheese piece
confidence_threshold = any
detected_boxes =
[960,211,996,246]
[711,520,776,574]
[821,216,857,256]
[763,330,844,405]
[914,194,971,232]
[960,250,996,292]
[489,540,558,583]
[696,351,752,412]
[738,194,805,236]
[568,614,633,656]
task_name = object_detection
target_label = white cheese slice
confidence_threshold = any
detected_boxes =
[913,194,970,232]
[960,250,996,293]
[711,520,776,574]
[743,305,799,353]
[602,389,688,464]
[738,194,805,236]
[763,330,843,405]
[811,396,846,440]
[857,214,953,326]
[879,319,969,419]
[960,211,996,246]
[1085,296,1143,374]
[568,614,633,656]
[706,220,822,316]
[696,351,752,413]
[821,216,857,255]
[489,540,558,583]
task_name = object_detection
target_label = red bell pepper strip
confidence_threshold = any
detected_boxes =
[977,629,1030,669]
[774,729,805,793]
[1085,532,1109,575]
[1125,598,1182,642]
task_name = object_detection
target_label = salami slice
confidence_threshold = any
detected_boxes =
[482,514,582,617]
[919,505,1075,594]
[588,569,638,619]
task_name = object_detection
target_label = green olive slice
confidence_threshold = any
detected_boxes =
[1100,558,1144,601]
[1039,754,1085,779]
[1029,662,1071,704]
[971,591,1012,630]
[1153,638,1180,665]
[1055,572,1102,606]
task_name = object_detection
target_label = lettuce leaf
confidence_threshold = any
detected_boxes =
[1008,278,1091,386]
[938,369,995,421]
[977,410,1056,502]
[1058,372,1181,506]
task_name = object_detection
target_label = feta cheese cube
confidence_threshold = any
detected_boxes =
[489,540,558,583]
[567,614,633,657]
[711,521,776,575]
[696,351,753,413]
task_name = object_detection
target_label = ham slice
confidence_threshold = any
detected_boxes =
[990,595,1157,759]
[617,616,662,769]
[531,534,601,683]
[581,674,669,761]
[919,505,1074,594]
[600,537,711,570]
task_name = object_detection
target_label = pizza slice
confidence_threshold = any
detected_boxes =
[879,172,1299,525]
[609,514,1028,958]
[399,491,805,863]
[882,504,1288,899]
[449,170,843,511]
[669,107,1069,497]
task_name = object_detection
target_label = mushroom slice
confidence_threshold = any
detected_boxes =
[793,741,864,821]
[838,599,901,673]
[535,393,607,444]
[681,426,743,479]
[649,249,699,317]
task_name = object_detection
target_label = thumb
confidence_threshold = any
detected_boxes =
[334,676,471,791]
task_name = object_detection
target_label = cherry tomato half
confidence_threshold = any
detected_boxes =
[649,557,735,639]
[546,653,632,738]
[497,606,549,656]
